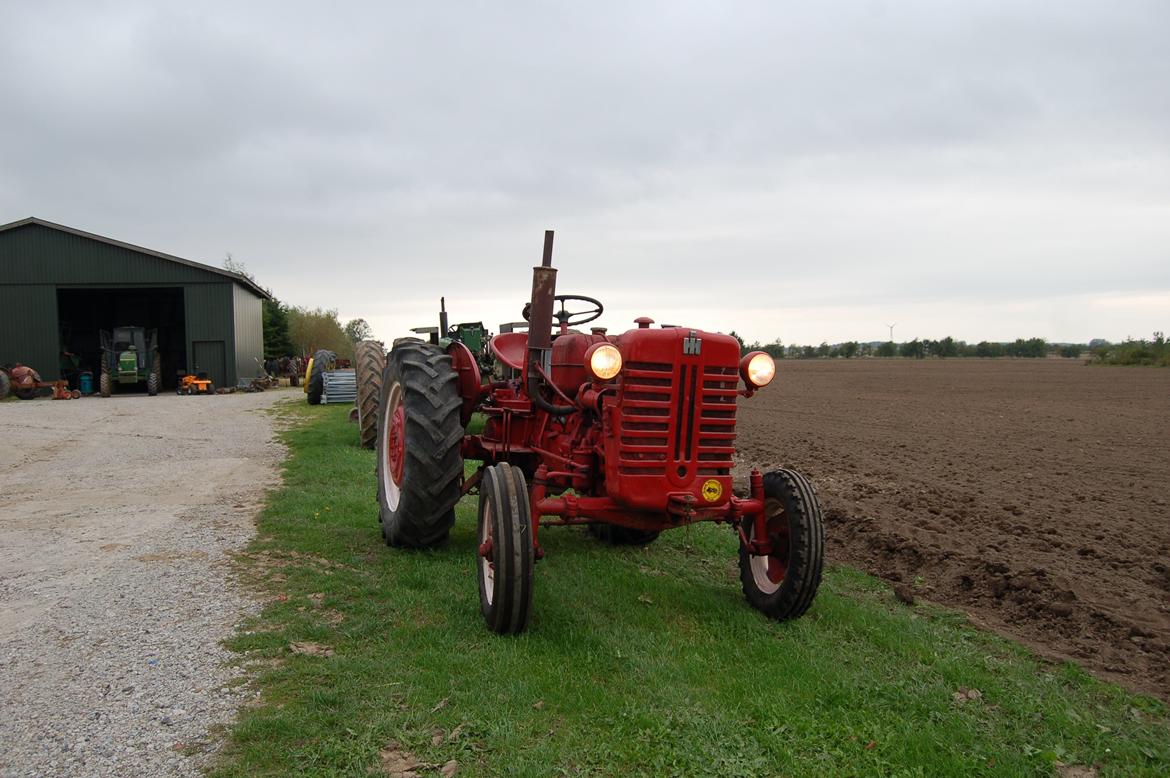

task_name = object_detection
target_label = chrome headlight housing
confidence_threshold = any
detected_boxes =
[740,351,775,388]
[585,343,623,381]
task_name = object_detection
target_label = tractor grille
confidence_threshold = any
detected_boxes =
[617,361,738,477]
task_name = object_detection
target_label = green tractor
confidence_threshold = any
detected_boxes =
[410,298,494,374]
[99,326,161,397]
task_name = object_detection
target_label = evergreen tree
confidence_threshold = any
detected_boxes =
[263,298,294,358]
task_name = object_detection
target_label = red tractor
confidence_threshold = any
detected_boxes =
[376,231,824,634]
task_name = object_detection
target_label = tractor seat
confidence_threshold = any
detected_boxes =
[488,332,528,371]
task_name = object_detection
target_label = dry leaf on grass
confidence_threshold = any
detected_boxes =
[637,594,653,604]
[431,697,449,713]
[431,729,444,747]
[446,723,466,742]
[376,741,433,777]
[532,700,545,710]
[441,760,459,776]
[289,641,334,657]
[1055,763,1098,778]
[308,592,325,607]
[952,687,982,705]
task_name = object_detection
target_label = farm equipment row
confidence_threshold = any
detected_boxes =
[349,231,825,635]
[0,365,80,400]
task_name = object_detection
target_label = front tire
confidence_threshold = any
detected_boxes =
[99,365,111,398]
[376,341,463,548]
[738,469,824,621]
[354,340,385,450]
[478,463,534,635]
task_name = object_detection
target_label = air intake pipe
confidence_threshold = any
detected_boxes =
[525,230,575,415]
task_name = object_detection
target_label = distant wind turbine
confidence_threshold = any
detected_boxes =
[886,322,897,341]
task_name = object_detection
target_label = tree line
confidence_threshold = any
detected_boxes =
[223,254,371,360]
[731,333,1087,360]
[1091,332,1169,367]
[728,331,1167,365]
[263,300,371,361]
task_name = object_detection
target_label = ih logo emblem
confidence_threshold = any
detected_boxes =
[701,479,723,502]
[682,330,702,356]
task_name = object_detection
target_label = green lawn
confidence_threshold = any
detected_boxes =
[212,403,1169,777]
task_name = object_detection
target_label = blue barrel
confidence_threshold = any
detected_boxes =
[79,371,94,395]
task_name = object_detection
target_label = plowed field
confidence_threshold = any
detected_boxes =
[734,358,1170,700]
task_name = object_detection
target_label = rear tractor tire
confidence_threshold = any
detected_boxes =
[477,463,534,635]
[354,340,386,450]
[0,370,9,400]
[738,469,825,621]
[147,355,160,396]
[306,349,333,405]
[99,366,111,398]
[375,340,463,548]
[587,523,660,546]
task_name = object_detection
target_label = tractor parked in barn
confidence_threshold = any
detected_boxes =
[99,326,160,397]
[375,231,824,634]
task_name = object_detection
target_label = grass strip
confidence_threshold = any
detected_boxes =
[212,402,1169,777]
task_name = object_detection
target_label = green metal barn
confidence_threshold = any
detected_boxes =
[0,217,269,390]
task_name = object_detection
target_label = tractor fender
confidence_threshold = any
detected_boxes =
[446,340,482,428]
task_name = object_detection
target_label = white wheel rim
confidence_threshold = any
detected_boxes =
[380,382,403,511]
[480,500,494,606]
[749,497,785,595]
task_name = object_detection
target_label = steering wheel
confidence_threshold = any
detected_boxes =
[523,294,604,327]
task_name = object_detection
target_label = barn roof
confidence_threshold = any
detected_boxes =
[0,216,271,300]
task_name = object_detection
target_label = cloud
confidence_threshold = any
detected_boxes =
[2,1,1168,343]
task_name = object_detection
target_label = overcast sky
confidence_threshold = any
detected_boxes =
[3,1,1168,344]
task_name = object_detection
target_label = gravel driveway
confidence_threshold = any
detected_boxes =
[0,390,288,777]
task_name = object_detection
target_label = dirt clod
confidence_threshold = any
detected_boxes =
[893,585,916,605]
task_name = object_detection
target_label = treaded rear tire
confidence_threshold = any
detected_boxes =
[738,469,824,621]
[307,349,334,405]
[99,365,111,398]
[147,354,160,396]
[0,371,9,400]
[478,463,534,635]
[376,340,463,548]
[354,340,386,450]
[587,523,660,546]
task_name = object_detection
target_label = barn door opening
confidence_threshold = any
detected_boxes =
[56,286,187,390]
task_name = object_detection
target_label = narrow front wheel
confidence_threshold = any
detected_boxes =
[738,469,824,621]
[477,463,534,635]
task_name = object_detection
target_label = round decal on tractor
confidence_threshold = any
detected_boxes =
[701,479,723,502]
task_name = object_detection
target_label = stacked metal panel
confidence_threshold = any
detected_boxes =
[321,369,357,404]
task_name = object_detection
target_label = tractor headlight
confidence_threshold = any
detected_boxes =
[740,351,775,388]
[585,343,623,381]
